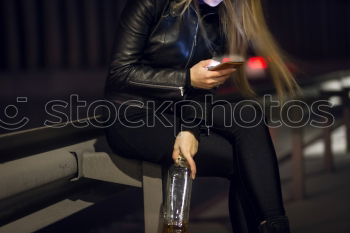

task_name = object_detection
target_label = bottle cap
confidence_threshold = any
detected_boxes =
[176,155,190,169]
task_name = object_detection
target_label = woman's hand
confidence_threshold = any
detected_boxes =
[190,59,237,89]
[172,131,199,179]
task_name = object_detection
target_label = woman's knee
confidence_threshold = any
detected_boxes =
[195,131,235,179]
[211,100,267,130]
[231,101,266,128]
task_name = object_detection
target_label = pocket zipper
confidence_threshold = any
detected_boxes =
[129,80,184,96]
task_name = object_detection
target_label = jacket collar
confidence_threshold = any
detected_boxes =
[190,0,220,16]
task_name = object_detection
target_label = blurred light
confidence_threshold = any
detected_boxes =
[247,57,268,70]
[304,125,346,157]
[219,54,245,63]
[321,80,342,91]
[222,57,232,63]
[329,96,342,106]
[341,76,350,88]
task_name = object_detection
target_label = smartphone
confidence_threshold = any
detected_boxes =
[207,61,245,71]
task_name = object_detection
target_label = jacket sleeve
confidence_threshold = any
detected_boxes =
[106,0,190,99]
[107,0,202,140]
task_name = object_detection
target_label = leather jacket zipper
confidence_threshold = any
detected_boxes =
[185,20,199,69]
[181,7,200,101]
[129,80,184,96]
[182,8,213,98]
[128,8,212,98]
[184,8,215,70]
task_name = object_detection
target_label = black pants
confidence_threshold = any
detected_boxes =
[104,100,286,233]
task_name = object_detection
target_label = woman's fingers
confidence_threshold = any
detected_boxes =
[203,68,236,88]
[172,148,197,179]
[181,149,197,180]
[172,147,181,163]
[190,59,237,89]
[203,75,230,88]
[214,74,231,83]
[200,59,215,67]
[172,131,198,179]
[190,142,198,155]
[208,68,236,78]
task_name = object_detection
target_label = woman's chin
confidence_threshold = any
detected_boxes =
[203,0,223,7]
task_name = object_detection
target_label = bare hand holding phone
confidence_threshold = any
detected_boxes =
[190,59,237,89]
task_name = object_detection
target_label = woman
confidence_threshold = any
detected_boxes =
[104,0,302,232]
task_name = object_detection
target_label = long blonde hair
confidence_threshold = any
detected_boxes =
[174,0,303,103]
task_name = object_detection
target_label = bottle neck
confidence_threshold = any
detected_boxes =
[176,156,190,169]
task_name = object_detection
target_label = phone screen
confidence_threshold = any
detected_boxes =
[207,61,245,71]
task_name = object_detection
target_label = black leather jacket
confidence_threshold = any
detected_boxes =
[104,0,226,140]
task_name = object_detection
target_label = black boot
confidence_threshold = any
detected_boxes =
[258,215,291,233]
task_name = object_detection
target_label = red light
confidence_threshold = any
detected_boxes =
[247,57,268,70]
[222,57,232,63]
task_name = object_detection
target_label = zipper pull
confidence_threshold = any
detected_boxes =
[179,87,184,96]
[194,23,198,46]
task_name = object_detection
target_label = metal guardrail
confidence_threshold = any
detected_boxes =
[0,115,105,224]
[0,115,105,161]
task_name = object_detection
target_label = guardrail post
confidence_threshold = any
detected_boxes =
[319,91,337,172]
[291,126,305,200]
[323,123,334,172]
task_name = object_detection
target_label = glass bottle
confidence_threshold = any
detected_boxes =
[162,156,193,233]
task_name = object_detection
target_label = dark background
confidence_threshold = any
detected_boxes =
[0,0,349,71]
[0,0,349,132]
